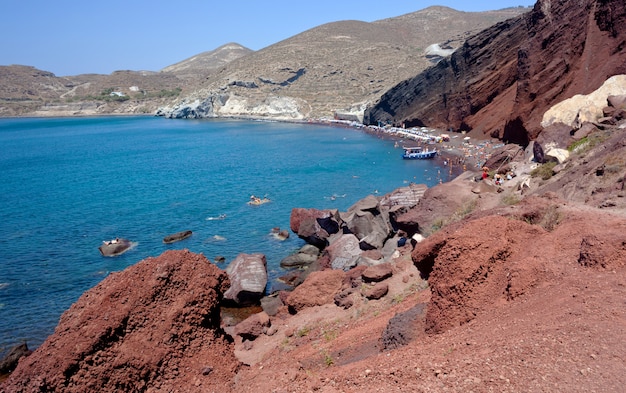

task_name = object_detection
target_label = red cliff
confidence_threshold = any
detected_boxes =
[364,0,626,145]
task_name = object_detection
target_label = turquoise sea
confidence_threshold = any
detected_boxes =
[0,116,452,355]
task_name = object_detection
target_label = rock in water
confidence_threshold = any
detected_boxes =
[163,229,192,244]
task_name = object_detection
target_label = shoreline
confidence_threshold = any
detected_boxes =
[308,118,500,178]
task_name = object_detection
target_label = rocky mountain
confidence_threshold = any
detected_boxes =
[157,7,529,121]
[0,44,252,117]
[364,0,626,146]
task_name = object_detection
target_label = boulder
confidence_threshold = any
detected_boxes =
[224,253,268,305]
[607,94,626,110]
[334,287,358,309]
[340,195,392,249]
[98,238,132,257]
[324,234,362,271]
[260,295,283,316]
[482,144,524,173]
[289,208,341,248]
[0,343,32,374]
[285,270,345,313]
[163,230,192,244]
[545,148,570,164]
[572,122,597,140]
[542,75,626,128]
[361,282,389,300]
[233,311,271,341]
[1,250,238,393]
[381,304,426,351]
[279,244,320,268]
[362,263,393,282]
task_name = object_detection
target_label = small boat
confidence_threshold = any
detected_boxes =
[401,146,437,159]
[99,238,132,257]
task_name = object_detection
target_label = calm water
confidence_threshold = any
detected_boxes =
[0,116,452,354]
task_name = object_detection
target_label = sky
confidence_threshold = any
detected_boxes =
[0,0,536,76]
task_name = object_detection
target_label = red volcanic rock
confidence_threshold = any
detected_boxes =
[362,262,393,282]
[285,270,345,313]
[233,311,271,341]
[361,282,389,300]
[412,197,626,335]
[2,250,239,393]
[289,208,341,248]
[365,0,626,145]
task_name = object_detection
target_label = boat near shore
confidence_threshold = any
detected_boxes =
[401,146,437,159]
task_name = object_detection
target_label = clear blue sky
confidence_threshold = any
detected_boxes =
[0,0,536,76]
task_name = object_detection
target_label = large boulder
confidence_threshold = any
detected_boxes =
[1,250,239,393]
[279,244,320,268]
[289,208,341,248]
[324,234,362,271]
[340,194,392,250]
[542,75,626,129]
[285,270,345,313]
[224,253,268,305]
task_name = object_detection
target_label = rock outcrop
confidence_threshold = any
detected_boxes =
[1,250,239,393]
[364,0,626,145]
[412,196,626,334]
[224,253,268,306]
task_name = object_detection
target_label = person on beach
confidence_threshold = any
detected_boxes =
[481,166,489,180]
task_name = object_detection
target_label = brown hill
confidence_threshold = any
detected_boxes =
[364,0,626,145]
[152,6,531,120]
[0,8,529,119]
[0,44,252,117]
[161,43,253,81]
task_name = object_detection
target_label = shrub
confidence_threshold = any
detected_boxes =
[530,162,557,180]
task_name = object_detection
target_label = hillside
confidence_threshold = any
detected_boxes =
[157,6,530,121]
[0,8,529,119]
[4,102,626,391]
[0,43,252,117]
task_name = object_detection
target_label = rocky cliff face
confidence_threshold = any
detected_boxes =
[1,250,239,393]
[364,0,626,145]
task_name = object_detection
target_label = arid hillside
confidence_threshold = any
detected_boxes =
[158,6,529,121]
[0,6,529,119]
[0,43,252,117]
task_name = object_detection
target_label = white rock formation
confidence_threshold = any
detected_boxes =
[541,74,626,128]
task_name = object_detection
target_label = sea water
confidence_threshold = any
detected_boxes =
[0,116,453,354]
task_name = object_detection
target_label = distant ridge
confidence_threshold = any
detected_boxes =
[161,43,253,80]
